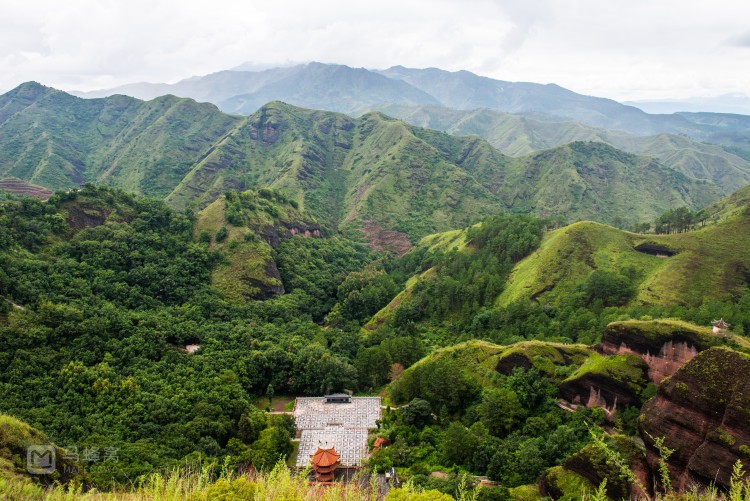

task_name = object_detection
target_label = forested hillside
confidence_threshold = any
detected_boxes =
[1,181,749,498]
[365,184,750,348]
[0,186,374,486]
[0,84,729,254]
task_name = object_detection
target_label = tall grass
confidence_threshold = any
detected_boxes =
[3,461,749,500]
[581,461,750,501]
[0,462,456,501]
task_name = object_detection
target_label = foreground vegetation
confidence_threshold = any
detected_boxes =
[1,183,749,499]
[2,461,750,500]
[0,461,464,501]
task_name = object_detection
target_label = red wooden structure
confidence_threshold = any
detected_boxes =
[310,447,341,482]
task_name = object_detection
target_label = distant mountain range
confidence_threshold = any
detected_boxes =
[376,104,750,194]
[74,63,441,115]
[72,62,750,153]
[0,82,724,250]
[626,94,750,115]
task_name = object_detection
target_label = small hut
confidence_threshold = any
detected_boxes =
[373,437,391,449]
[324,394,352,404]
[712,319,731,334]
[310,447,341,483]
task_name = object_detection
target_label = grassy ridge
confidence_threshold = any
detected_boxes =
[387,339,593,404]
[194,189,320,301]
[500,204,750,307]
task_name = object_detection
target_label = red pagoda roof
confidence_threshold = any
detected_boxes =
[310,447,341,468]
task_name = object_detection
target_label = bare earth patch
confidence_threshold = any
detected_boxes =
[362,220,412,255]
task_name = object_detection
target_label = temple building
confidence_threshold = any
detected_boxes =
[310,447,341,483]
[294,395,381,480]
[712,319,731,334]
[325,393,352,404]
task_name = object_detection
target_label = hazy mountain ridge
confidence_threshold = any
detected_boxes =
[74,63,441,115]
[71,62,750,153]
[626,94,750,115]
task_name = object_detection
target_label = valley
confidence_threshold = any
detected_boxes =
[1,61,750,501]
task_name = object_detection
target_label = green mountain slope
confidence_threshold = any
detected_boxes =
[177,110,720,237]
[0,83,729,250]
[165,103,505,247]
[499,184,750,307]
[495,142,721,225]
[0,413,84,485]
[0,82,244,196]
[378,104,750,194]
[194,189,322,301]
[366,184,750,347]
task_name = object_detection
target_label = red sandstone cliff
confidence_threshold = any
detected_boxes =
[598,320,721,384]
[639,347,750,491]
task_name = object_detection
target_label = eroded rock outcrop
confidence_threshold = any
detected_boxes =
[261,223,322,247]
[244,259,286,299]
[598,320,721,383]
[558,353,649,417]
[539,435,649,500]
[494,341,592,377]
[639,347,750,491]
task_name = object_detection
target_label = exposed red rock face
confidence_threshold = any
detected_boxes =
[558,358,648,418]
[288,226,322,239]
[598,321,720,384]
[249,119,281,145]
[262,224,322,247]
[557,352,649,421]
[639,348,750,492]
[604,340,698,384]
[361,220,413,256]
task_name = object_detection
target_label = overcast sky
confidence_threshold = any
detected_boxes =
[2,0,749,102]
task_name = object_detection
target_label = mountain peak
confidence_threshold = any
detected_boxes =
[7,81,55,99]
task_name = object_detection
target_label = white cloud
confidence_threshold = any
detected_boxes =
[1,0,749,101]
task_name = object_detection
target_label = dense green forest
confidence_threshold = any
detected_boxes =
[1,184,749,500]
[0,186,374,487]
